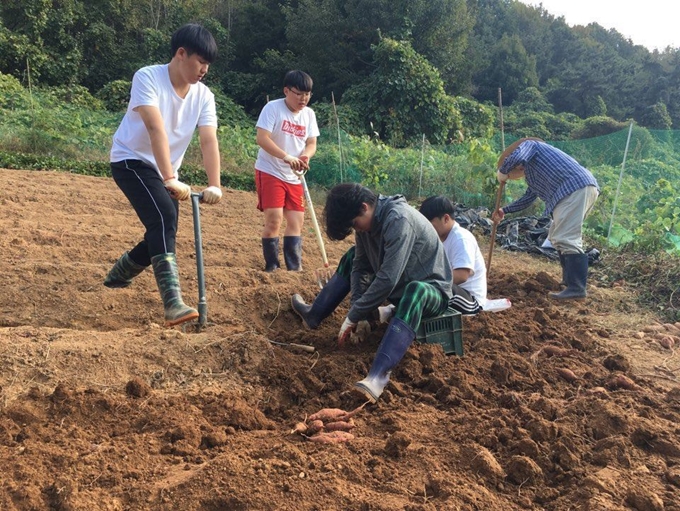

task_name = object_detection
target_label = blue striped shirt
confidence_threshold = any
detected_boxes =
[499,140,599,216]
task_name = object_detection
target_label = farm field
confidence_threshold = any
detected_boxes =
[0,168,678,511]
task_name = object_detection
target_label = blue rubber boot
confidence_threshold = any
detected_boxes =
[283,236,303,271]
[291,273,350,329]
[354,317,416,402]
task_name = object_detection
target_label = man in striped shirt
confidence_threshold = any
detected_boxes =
[491,138,599,300]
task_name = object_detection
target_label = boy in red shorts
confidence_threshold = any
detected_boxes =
[254,70,320,271]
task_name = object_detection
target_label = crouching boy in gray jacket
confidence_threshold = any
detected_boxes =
[292,183,452,402]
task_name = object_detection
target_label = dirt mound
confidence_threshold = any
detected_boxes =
[1,169,679,510]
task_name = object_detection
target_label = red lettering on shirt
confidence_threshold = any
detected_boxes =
[281,120,307,138]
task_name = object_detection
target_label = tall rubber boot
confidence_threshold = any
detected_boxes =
[262,238,281,272]
[104,251,147,288]
[291,273,350,329]
[558,252,566,287]
[550,253,588,300]
[151,253,199,327]
[283,236,303,271]
[354,317,416,403]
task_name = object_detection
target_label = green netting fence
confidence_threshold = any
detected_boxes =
[308,124,680,252]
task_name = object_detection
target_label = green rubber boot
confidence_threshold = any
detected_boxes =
[104,251,147,288]
[151,253,199,327]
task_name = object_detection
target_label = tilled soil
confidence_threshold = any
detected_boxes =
[0,168,678,511]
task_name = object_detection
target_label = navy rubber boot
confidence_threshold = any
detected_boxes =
[262,238,281,272]
[291,273,350,329]
[354,317,416,402]
[283,236,303,271]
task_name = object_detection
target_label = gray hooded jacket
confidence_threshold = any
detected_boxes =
[348,195,453,323]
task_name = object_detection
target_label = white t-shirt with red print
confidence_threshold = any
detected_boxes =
[255,98,320,184]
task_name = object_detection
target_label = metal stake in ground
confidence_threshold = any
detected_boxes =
[191,192,207,328]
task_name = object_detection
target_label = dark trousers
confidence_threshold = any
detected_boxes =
[110,160,179,266]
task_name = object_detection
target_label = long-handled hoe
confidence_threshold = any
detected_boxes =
[296,169,333,289]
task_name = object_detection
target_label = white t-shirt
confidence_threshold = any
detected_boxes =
[442,223,487,306]
[254,98,320,184]
[110,64,217,178]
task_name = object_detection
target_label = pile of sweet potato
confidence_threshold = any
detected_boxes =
[640,322,680,349]
[290,404,366,443]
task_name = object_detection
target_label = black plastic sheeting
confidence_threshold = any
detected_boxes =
[453,206,601,265]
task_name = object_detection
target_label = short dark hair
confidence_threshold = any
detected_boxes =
[283,70,313,92]
[324,183,377,240]
[419,195,455,221]
[171,24,218,63]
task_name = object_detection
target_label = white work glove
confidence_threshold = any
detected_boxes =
[491,208,505,224]
[337,317,357,347]
[349,320,371,345]
[164,178,191,201]
[283,154,304,171]
[201,186,222,205]
[378,304,396,324]
[496,170,509,183]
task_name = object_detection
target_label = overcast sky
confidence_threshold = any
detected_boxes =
[520,1,680,51]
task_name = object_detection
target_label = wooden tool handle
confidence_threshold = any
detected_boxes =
[487,181,505,273]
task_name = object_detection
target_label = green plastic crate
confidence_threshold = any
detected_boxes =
[416,307,463,356]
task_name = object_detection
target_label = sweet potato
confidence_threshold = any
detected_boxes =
[607,374,637,390]
[663,323,680,334]
[306,420,325,435]
[586,386,608,396]
[658,336,675,349]
[308,408,348,423]
[542,345,573,358]
[305,431,354,443]
[556,367,578,383]
[290,422,308,435]
[642,324,666,333]
[324,419,356,432]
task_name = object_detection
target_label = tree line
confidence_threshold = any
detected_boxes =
[1,0,678,147]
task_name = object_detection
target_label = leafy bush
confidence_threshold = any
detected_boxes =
[97,80,132,112]
[570,116,628,139]
[0,72,29,109]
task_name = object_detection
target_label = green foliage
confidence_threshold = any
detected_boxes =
[96,80,131,112]
[639,102,673,130]
[0,71,29,108]
[213,90,253,129]
[342,37,462,147]
[313,102,366,137]
[453,97,495,140]
[570,116,628,139]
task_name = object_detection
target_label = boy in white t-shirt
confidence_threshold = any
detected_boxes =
[254,70,320,272]
[419,196,487,315]
[105,24,223,327]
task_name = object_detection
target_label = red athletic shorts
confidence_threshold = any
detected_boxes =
[255,170,305,212]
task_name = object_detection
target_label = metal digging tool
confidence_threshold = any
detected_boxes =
[190,192,208,328]
[297,169,332,289]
